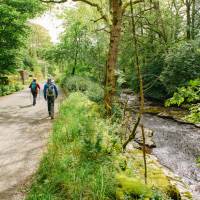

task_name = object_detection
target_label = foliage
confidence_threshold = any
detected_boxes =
[117,1,200,101]
[62,76,104,102]
[23,23,52,78]
[26,92,120,200]
[0,83,23,96]
[44,5,108,82]
[0,0,45,74]
[165,79,200,107]
[165,79,200,123]
[142,52,167,101]
[161,41,200,94]
[185,104,200,123]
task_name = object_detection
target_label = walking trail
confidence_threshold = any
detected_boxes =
[0,84,62,200]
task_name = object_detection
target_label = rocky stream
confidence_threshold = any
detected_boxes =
[121,92,200,199]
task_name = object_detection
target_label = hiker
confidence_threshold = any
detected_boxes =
[43,78,58,119]
[29,78,40,106]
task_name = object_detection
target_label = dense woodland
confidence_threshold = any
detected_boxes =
[0,0,200,199]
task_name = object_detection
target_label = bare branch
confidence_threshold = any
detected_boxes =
[123,6,154,18]
[123,115,141,150]
[91,17,105,23]
[40,0,110,25]
[95,27,110,34]
[122,0,144,14]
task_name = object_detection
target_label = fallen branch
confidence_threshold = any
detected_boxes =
[122,114,141,150]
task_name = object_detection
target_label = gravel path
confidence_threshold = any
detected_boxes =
[0,85,62,200]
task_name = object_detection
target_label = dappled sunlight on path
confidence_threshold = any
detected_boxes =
[0,86,62,200]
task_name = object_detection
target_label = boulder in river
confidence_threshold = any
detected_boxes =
[134,127,156,148]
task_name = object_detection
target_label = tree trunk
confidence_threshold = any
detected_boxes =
[104,0,123,115]
[186,0,191,40]
[72,33,79,76]
[154,0,167,43]
[123,0,145,150]
[72,49,78,76]
[191,0,195,39]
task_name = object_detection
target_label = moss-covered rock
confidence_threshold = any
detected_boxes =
[116,174,152,200]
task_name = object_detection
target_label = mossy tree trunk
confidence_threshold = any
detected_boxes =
[104,0,123,115]
[41,0,143,114]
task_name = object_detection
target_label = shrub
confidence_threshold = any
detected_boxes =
[0,83,23,96]
[165,79,200,107]
[161,41,200,94]
[185,104,200,123]
[142,53,168,101]
[62,75,104,102]
[165,79,200,123]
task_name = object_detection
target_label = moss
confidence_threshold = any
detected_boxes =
[113,148,176,199]
[127,149,170,190]
[144,106,165,114]
[166,185,181,200]
[116,174,152,200]
[183,191,193,199]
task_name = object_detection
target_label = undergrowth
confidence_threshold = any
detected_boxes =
[26,92,119,200]
[0,83,23,96]
[165,78,200,123]
[61,76,104,102]
[26,92,173,200]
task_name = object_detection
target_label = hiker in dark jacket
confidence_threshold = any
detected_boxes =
[29,78,40,106]
[43,78,58,119]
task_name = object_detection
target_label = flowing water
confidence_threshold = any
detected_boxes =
[142,114,200,199]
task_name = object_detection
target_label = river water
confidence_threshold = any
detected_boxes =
[142,114,200,199]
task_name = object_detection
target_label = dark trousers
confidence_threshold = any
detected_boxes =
[47,96,55,117]
[32,92,37,106]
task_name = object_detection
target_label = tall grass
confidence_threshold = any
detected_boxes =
[26,91,174,200]
[61,76,104,103]
[26,93,117,200]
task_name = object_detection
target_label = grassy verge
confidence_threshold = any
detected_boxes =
[26,89,180,199]
[26,92,118,200]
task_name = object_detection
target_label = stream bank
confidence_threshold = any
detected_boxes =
[142,114,200,200]
[120,92,200,199]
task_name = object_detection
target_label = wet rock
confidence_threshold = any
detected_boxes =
[120,93,139,108]
[195,123,200,128]
[134,127,156,148]
[126,142,141,152]
[191,184,200,200]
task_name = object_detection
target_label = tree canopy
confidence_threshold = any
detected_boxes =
[0,0,45,74]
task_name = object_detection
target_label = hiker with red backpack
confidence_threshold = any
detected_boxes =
[43,78,58,119]
[29,78,40,106]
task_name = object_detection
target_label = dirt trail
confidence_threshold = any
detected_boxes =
[0,84,62,200]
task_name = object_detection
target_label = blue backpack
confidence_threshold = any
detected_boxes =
[31,82,37,92]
